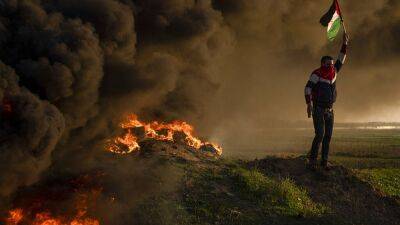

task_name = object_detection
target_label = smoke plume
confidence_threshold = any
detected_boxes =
[0,0,233,208]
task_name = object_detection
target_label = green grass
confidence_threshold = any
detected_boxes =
[227,128,400,160]
[128,128,400,225]
[331,156,400,169]
[180,161,332,225]
[231,167,327,217]
[357,168,400,197]
[124,156,399,225]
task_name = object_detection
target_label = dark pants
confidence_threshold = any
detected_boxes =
[309,106,334,162]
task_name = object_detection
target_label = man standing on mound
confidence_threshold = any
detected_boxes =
[304,33,349,171]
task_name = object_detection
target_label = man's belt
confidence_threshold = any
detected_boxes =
[315,105,333,112]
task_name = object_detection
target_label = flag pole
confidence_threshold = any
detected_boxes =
[341,19,347,35]
[338,0,348,36]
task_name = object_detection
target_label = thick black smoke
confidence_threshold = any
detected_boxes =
[0,61,64,198]
[0,0,233,206]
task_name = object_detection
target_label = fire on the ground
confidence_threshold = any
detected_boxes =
[106,114,222,156]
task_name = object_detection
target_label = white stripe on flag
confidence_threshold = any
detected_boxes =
[328,11,340,32]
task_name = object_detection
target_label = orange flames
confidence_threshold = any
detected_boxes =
[5,174,102,225]
[5,115,222,225]
[107,114,222,155]
[6,209,99,225]
[6,209,23,225]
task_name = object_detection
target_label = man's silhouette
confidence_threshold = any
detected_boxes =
[304,33,349,170]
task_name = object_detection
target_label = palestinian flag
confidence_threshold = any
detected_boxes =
[320,0,343,41]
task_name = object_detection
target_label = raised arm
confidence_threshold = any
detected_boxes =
[334,33,349,72]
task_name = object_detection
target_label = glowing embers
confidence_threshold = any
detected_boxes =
[6,208,99,225]
[1,96,13,117]
[107,114,222,155]
[5,174,102,225]
[6,209,23,225]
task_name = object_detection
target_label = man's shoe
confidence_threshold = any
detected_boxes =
[320,160,331,171]
[307,159,317,171]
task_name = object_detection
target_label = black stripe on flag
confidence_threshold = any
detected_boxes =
[320,1,336,27]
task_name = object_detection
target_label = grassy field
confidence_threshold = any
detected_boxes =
[225,128,400,167]
[225,128,400,197]
[131,128,400,225]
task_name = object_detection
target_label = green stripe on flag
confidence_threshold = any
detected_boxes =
[327,18,341,41]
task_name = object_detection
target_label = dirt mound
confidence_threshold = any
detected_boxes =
[103,138,221,165]
[249,157,400,225]
[134,139,220,162]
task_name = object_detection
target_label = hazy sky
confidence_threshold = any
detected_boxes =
[209,0,400,124]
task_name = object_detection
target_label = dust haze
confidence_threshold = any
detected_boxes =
[208,0,400,150]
